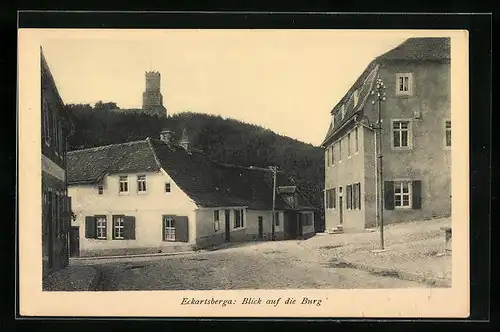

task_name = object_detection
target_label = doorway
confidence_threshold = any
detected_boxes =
[224,210,231,242]
[69,226,80,257]
[47,192,54,269]
[339,186,344,224]
[258,216,263,239]
[297,214,303,237]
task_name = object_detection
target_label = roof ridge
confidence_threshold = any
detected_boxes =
[68,139,148,154]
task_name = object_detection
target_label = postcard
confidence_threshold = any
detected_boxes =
[18,28,469,318]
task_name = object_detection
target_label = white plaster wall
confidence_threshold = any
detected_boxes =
[68,170,198,251]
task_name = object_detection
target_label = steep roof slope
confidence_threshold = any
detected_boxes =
[67,140,160,184]
[321,37,451,146]
[67,138,316,211]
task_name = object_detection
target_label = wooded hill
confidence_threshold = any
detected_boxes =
[66,102,325,230]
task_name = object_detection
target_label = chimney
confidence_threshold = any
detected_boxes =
[160,129,174,145]
[179,128,191,152]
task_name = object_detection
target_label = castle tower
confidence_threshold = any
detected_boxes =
[142,70,167,117]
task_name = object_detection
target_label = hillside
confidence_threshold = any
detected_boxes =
[66,103,325,231]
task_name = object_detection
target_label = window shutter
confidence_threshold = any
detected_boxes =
[384,181,395,210]
[124,216,136,240]
[174,216,189,243]
[412,180,422,209]
[162,217,166,241]
[358,183,362,210]
[85,216,96,238]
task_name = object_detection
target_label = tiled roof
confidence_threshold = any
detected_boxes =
[67,140,160,184]
[377,37,451,61]
[321,37,451,146]
[67,138,316,211]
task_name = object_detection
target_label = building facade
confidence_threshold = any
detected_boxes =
[67,131,316,257]
[142,70,167,117]
[321,37,451,233]
[41,48,73,275]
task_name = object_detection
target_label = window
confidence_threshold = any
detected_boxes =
[97,185,104,195]
[332,187,336,209]
[42,100,51,146]
[163,217,175,241]
[274,212,280,226]
[96,216,107,239]
[326,187,336,210]
[356,182,361,210]
[339,140,342,161]
[137,175,147,193]
[113,216,125,239]
[52,112,58,153]
[396,73,413,95]
[346,185,352,209]
[355,127,359,153]
[392,120,411,148]
[213,210,220,232]
[445,121,451,147]
[347,133,351,157]
[394,181,412,208]
[165,182,171,193]
[58,122,63,156]
[326,148,330,167]
[351,183,362,210]
[325,190,330,209]
[353,90,359,107]
[331,145,335,165]
[234,209,244,228]
[119,176,128,193]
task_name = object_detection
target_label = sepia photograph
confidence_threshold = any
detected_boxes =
[19,27,469,318]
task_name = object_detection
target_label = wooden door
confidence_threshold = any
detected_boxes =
[297,214,303,237]
[47,192,54,269]
[69,226,80,257]
[224,210,231,242]
[258,216,263,239]
[339,196,344,224]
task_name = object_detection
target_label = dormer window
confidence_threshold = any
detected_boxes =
[353,90,359,107]
[341,104,346,119]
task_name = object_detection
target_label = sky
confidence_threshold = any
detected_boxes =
[41,30,417,146]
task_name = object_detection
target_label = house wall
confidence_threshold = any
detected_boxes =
[300,211,316,238]
[364,60,451,224]
[363,124,378,228]
[69,170,198,256]
[41,55,70,275]
[246,210,285,240]
[194,209,285,248]
[324,124,367,232]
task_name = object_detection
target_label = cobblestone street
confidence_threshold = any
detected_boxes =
[87,241,425,290]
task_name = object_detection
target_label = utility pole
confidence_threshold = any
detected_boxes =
[270,166,277,241]
[372,77,386,250]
